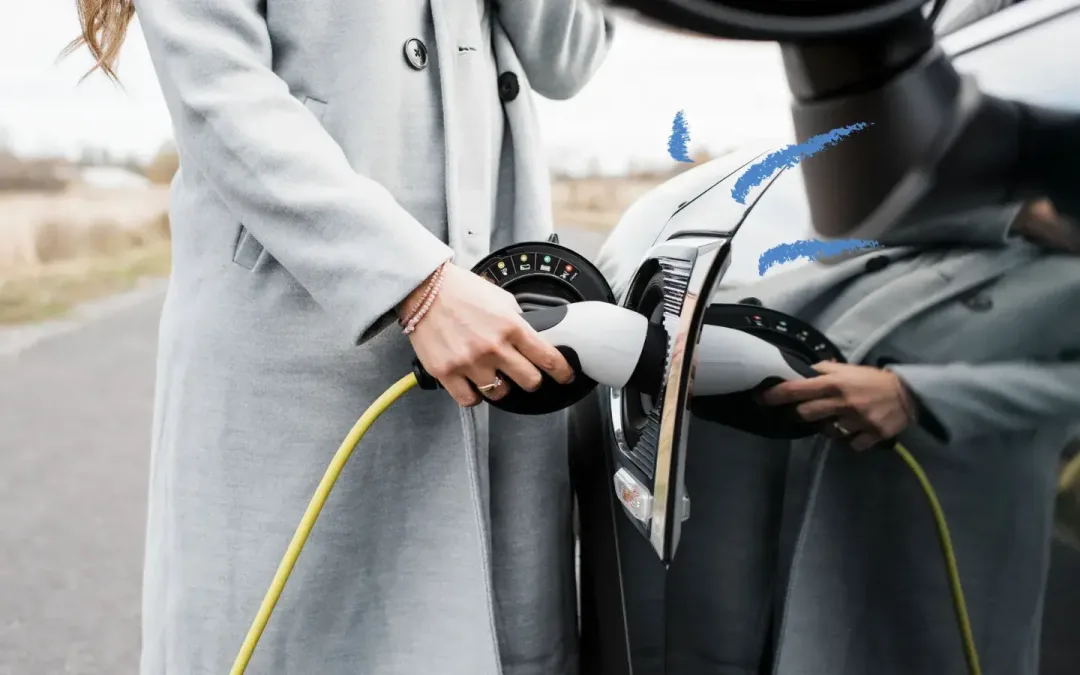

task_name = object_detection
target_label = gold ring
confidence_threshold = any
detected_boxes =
[477,376,503,394]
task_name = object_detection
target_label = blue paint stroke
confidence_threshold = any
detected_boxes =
[758,239,881,276]
[668,110,693,163]
[731,123,871,204]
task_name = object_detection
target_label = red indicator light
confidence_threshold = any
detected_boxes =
[565,264,574,273]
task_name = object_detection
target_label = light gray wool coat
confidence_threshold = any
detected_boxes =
[132,1,613,673]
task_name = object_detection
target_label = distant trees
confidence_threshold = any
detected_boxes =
[0,155,72,193]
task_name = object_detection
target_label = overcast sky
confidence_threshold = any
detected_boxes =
[0,4,794,173]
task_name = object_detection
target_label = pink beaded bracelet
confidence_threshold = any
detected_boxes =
[398,261,447,329]
[402,262,448,335]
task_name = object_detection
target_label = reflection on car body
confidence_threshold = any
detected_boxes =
[575,1,1080,673]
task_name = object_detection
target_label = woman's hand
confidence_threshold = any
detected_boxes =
[401,264,575,407]
[1012,199,1080,254]
[759,362,918,451]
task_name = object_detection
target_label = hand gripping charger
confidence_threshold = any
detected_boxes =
[413,302,671,415]
[413,300,835,439]
[411,237,834,438]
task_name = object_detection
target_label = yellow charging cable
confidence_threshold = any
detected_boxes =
[1059,451,1080,492]
[229,372,418,675]
[892,442,981,675]
[227,373,980,675]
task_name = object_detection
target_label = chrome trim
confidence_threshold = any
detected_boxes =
[647,237,730,559]
[608,233,732,561]
[609,386,633,459]
[941,0,1080,57]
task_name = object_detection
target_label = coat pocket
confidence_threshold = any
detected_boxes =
[230,93,330,271]
[232,223,265,270]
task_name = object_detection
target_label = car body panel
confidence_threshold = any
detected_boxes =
[580,1,1080,673]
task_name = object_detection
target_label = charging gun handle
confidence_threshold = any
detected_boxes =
[412,302,665,392]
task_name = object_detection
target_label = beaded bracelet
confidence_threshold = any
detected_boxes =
[398,261,447,329]
[402,262,448,335]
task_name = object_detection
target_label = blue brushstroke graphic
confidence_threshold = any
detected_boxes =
[668,110,693,163]
[731,123,871,204]
[758,239,881,276]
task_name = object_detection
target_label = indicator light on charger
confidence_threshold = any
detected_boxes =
[543,255,552,263]
[520,254,528,262]
[497,261,505,269]
[565,264,574,273]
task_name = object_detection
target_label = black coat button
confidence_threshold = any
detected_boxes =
[738,297,763,306]
[403,39,428,70]
[864,255,890,272]
[498,72,520,102]
[962,293,993,311]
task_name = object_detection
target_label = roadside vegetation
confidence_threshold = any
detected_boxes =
[0,143,177,324]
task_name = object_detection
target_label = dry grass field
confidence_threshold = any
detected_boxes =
[0,182,173,324]
[552,175,668,231]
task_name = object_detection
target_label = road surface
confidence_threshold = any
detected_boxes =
[0,226,609,675]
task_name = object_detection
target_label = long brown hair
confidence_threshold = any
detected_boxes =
[65,0,136,81]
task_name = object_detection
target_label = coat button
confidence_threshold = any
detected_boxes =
[962,293,993,311]
[864,255,890,272]
[498,72,520,102]
[403,38,428,70]
[738,297,763,306]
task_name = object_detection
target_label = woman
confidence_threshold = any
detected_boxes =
[584,200,1080,675]
[71,1,613,674]
[749,201,1080,675]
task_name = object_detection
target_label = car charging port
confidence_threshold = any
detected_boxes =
[620,267,668,453]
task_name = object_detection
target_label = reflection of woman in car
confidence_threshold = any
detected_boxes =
[661,201,1080,675]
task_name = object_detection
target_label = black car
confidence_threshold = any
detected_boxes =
[571,1,1080,673]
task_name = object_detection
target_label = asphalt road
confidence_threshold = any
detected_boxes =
[0,225,609,675]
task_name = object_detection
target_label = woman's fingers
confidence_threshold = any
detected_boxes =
[796,397,847,422]
[465,367,510,401]
[760,376,840,406]
[509,320,576,385]
[846,430,882,452]
[492,348,544,392]
[819,413,882,451]
[442,374,482,408]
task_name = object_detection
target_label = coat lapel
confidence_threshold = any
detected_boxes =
[428,0,463,255]
[490,21,554,243]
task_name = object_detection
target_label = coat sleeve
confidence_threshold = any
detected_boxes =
[888,361,1080,444]
[133,0,454,345]
[495,0,615,100]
